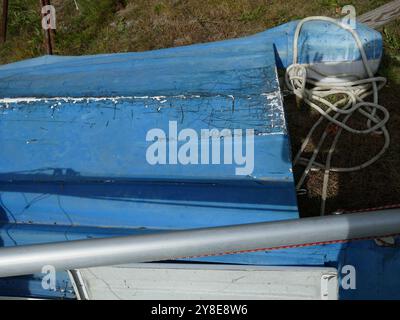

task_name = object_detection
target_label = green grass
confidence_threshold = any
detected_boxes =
[380,22,400,84]
[0,0,42,61]
[239,5,266,22]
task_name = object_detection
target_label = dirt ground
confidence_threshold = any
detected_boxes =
[285,84,400,217]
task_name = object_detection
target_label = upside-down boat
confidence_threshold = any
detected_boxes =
[0,17,398,300]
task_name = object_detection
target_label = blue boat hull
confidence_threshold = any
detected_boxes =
[0,20,398,300]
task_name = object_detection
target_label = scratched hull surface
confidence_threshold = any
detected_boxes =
[0,93,289,182]
[0,39,298,231]
[0,29,299,301]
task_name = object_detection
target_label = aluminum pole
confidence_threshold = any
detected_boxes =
[0,209,399,278]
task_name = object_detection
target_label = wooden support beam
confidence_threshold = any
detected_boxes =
[358,0,400,28]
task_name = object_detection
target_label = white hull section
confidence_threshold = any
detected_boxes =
[72,264,339,300]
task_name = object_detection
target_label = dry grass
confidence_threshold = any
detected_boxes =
[0,0,392,60]
[0,0,398,217]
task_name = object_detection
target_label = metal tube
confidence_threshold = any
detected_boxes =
[0,209,399,278]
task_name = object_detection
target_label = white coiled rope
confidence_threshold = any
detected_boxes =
[285,16,390,215]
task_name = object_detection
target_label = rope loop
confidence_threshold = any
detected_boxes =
[286,17,390,215]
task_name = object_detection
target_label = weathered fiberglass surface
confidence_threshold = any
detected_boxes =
[0,29,299,299]
[0,30,297,246]
[0,20,397,300]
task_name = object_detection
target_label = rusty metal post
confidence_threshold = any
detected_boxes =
[1,0,8,43]
[40,0,55,55]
